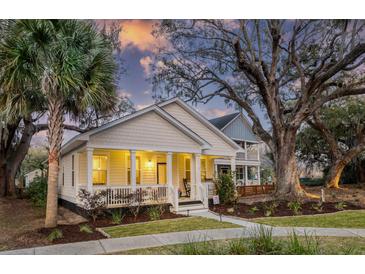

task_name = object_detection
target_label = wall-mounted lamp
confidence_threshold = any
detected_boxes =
[146,159,153,168]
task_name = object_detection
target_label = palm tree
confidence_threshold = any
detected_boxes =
[0,20,117,227]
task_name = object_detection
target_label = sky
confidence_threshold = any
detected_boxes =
[116,20,236,115]
[32,19,265,146]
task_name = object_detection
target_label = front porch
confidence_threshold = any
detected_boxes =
[74,148,233,210]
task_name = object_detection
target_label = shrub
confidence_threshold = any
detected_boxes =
[247,226,282,255]
[286,231,320,255]
[335,201,347,211]
[147,206,161,221]
[25,175,47,207]
[311,202,323,213]
[263,202,279,217]
[79,224,93,234]
[126,189,147,220]
[287,200,302,215]
[214,172,236,205]
[47,229,63,242]
[78,189,107,222]
[111,209,124,224]
[249,206,259,215]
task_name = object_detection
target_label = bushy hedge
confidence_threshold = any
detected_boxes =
[299,177,324,186]
[214,172,236,205]
[25,175,47,207]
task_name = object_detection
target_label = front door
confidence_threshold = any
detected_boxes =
[157,163,167,184]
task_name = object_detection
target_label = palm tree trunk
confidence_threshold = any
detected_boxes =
[44,96,64,228]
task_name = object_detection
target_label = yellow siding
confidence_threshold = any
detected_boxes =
[88,111,201,152]
[162,103,237,156]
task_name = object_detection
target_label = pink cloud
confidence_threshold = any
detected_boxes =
[139,56,153,76]
[120,20,167,52]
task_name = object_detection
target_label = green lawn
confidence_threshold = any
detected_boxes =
[253,210,365,228]
[102,217,240,238]
[116,237,365,255]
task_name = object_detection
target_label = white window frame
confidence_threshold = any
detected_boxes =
[92,152,110,186]
[184,156,191,182]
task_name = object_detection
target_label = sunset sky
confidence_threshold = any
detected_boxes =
[32,19,262,146]
[115,19,235,116]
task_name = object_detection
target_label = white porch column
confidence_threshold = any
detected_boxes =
[86,147,93,192]
[230,156,236,185]
[257,143,260,161]
[245,165,248,186]
[258,166,261,185]
[244,141,248,160]
[130,150,137,191]
[167,152,173,187]
[190,155,196,199]
[194,153,201,199]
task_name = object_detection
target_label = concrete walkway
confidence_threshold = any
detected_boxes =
[2,211,365,255]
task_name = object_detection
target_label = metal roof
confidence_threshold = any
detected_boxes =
[209,112,240,129]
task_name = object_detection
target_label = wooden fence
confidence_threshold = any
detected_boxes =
[236,184,275,197]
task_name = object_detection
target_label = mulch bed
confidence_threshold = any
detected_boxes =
[36,211,184,246]
[5,211,184,250]
[92,211,185,228]
[39,224,105,245]
[210,201,365,219]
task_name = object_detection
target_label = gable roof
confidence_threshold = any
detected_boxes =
[158,98,242,151]
[209,112,260,143]
[61,99,214,155]
[209,112,240,130]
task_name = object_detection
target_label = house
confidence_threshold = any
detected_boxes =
[209,112,262,186]
[24,169,44,187]
[58,98,261,213]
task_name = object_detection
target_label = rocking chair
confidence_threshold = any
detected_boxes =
[183,178,191,197]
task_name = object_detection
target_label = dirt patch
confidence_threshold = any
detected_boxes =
[210,201,364,219]
[0,197,45,251]
[304,185,365,207]
[92,211,185,228]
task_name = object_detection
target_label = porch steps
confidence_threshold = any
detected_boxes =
[171,200,208,215]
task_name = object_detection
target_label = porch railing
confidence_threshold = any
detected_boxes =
[92,185,169,208]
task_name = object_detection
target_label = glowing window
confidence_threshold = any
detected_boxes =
[92,155,107,185]
[201,159,207,181]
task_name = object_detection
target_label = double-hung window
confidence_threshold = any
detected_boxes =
[92,155,108,185]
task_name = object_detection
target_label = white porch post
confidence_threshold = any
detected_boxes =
[258,166,261,185]
[244,141,248,160]
[130,150,137,191]
[167,152,173,187]
[194,153,201,199]
[257,143,260,161]
[230,156,236,185]
[245,165,248,186]
[190,155,196,199]
[86,147,93,192]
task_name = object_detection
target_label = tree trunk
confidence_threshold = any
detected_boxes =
[0,160,6,197]
[326,144,365,188]
[358,159,365,183]
[273,129,305,200]
[326,159,346,188]
[44,97,64,228]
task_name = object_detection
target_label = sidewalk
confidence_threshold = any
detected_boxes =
[2,224,365,255]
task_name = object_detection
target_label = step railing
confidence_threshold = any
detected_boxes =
[197,182,209,208]
[169,185,179,212]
